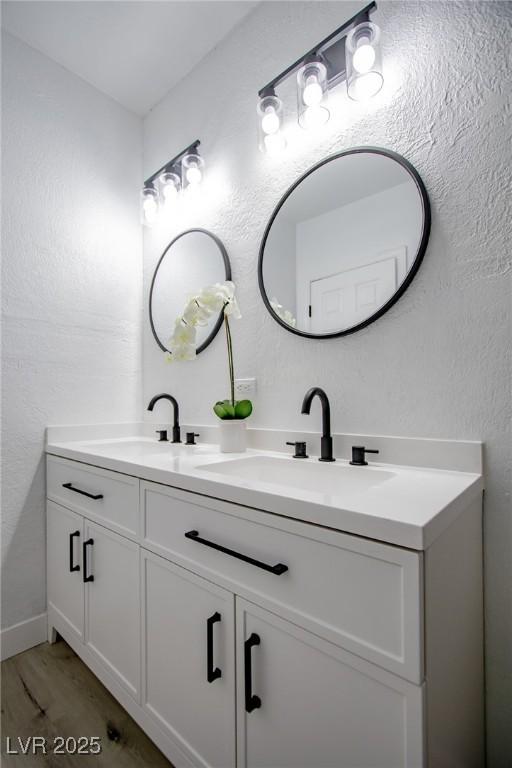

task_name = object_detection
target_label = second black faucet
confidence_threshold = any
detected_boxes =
[147,393,181,443]
[301,387,335,462]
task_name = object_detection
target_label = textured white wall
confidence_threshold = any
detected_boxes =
[1,33,143,629]
[143,2,511,761]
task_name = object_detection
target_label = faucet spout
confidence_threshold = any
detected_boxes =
[147,393,181,443]
[301,387,335,462]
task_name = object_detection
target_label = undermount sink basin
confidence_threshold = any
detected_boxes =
[198,455,395,496]
[73,439,208,459]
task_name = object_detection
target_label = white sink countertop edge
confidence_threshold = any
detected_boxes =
[45,435,483,551]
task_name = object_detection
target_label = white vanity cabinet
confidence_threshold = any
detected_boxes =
[236,599,424,768]
[46,452,484,768]
[46,458,141,703]
[83,520,140,701]
[142,551,236,768]
[47,501,84,643]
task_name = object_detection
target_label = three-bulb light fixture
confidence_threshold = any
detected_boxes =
[141,140,204,226]
[257,1,383,155]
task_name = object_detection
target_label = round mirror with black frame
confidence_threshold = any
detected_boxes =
[149,228,231,355]
[258,147,431,339]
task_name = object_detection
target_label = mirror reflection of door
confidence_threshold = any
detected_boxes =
[309,248,406,334]
[260,149,429,337]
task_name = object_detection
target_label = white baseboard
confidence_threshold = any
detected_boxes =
[1,613,47,661]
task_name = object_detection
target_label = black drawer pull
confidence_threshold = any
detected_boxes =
[184,530,288,575]
[244,633,261,713]
[206,612,222,683]
[83,538,94,582]
[69,530,80,572]
[62,482,103,500]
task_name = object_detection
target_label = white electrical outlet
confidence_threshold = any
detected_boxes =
[234,378,257,397]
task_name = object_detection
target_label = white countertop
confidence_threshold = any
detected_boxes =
[46,435,483,550]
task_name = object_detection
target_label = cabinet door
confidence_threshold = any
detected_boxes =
[84,520,140,701]
[142,550,235,768]
[47,501,84,642]
[236,599,424,768]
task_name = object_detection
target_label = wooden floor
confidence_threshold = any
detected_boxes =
[1,638,173,767]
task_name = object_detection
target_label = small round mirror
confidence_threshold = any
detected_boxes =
[259,147,430,338]
[149,229,231,354]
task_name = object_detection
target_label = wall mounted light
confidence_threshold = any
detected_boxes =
[141,140,203,226]
[141,185,159,226]
[158,170,181,205]
[297,59,330,130]
[257,92,286,155]
[182,148,205,187]
[256,1,382,150]
[346,21,383,100]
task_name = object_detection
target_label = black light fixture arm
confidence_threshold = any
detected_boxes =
[144,139,200,188]
[258,1,376,97]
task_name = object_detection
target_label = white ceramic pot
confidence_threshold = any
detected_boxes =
[218,420,247,453]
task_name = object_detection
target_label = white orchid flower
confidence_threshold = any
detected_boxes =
[182,298,211,327]
[167,281,242,366]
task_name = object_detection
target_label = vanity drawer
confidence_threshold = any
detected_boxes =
[47,455,139,539]
[141,481,423,683]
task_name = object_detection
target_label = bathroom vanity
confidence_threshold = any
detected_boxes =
[45,428,484,768]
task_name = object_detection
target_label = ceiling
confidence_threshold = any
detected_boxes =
[1,1,257,116]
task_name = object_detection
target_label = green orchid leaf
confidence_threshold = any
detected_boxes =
[213,402,229,419]
[234,399,253,419]
[213,400,236,419]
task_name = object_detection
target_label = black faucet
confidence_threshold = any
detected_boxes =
[147,393,181,443]
[301,387,335,462]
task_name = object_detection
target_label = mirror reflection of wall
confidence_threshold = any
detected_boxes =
[150,229,230,353]
[260,149,430,337]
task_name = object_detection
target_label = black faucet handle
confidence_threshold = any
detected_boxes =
[350,446,379,466]
[286,441,309,459]
[186,433,200,445]
[156,429,168,442]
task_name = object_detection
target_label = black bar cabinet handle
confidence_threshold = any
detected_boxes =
[244,633,261,713]
[82,538,94,582]
[184,530,288,576]
[206,612,222,683]
[62,482,103,501]
[69,530,80,572]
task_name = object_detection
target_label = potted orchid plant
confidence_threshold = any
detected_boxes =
[167,281,252,452]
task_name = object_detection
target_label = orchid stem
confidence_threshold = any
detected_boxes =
[224,312,235,408]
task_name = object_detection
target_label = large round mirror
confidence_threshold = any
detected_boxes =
[259,147,430,338]
[150,229,231,354]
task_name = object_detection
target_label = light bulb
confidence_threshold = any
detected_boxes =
[186,164,202,185]
[302,75,323,107]
[257,94,284,154]
[353,40,376,74]
[162,183,178,202]
[182,151,205,186]
[346,21,383,101]
[350,71,383,100]
[302,105,329,130]
[263,132,286,157]
[261,106,280,135]
[159,171,180,202]
[143,197,158,224]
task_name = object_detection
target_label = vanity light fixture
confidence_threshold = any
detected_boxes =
[256,1,382,149]
[182,147,205,187]
[257,92,286,155]
[346,20,383,100]
[140,185,159,226]
[141,140,203,226]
